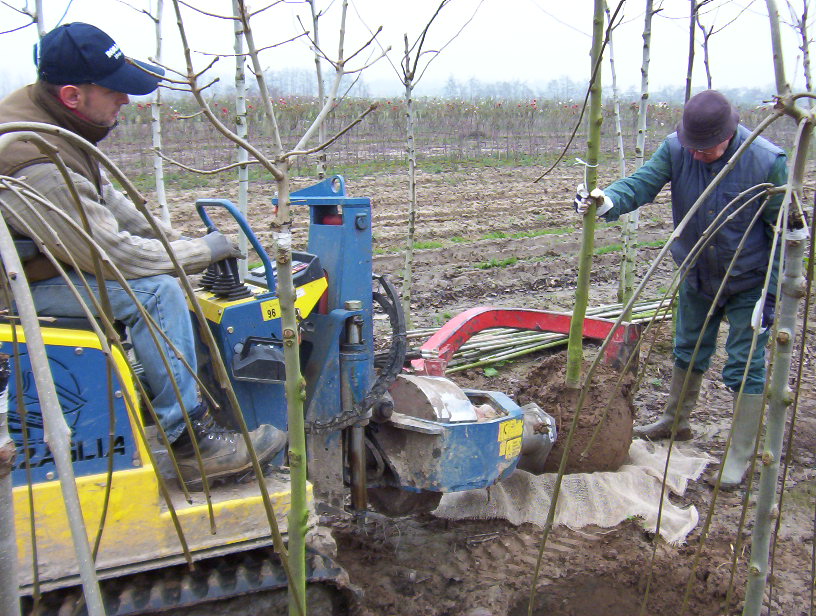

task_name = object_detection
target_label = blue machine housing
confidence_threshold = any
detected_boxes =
[199,297,289,434]
[2,334,138,487]
[367,389,525,493]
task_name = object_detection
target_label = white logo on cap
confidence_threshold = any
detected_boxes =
[104,44,123,59]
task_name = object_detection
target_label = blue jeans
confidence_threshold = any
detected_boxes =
[30,272,198,441]
[674,281,769,394]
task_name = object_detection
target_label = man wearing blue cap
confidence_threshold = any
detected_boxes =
[0,23,285,489]
[574,90,787,489]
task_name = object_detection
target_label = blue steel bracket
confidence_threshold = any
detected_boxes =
[302,308,365,431]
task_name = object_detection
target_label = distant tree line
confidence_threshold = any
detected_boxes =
[230,68,776,107]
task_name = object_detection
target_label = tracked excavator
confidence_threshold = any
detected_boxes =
[2,175,639,614]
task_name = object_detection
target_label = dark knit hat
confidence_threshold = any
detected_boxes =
[36,23,163,95]
[676,90,739,150]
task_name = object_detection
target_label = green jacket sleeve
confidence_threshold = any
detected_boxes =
[601,140,673,221]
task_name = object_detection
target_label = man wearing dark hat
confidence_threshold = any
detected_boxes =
[574,89,787,488]
[0,23,285,489]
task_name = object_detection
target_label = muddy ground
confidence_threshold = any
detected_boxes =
[165,162,815,616]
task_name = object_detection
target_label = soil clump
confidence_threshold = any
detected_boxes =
[515,353,635,473]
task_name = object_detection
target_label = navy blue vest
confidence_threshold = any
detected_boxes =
[666,125,783,300]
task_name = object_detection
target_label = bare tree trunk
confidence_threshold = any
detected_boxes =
[0,214,105,615]
[696,14,714,88]
[605,4,625,180]
[393,1,470,329]
[800,0,813,102]
[685,0,697,102]
[743,124,810,616]
[152,0,169,226]
[270,170,309,616]
[233,0,249,280]
[618,0,656,316]
[34,0,44,37]
[0,354,19,616]
[605,3,636,312]
[310,1,328,178]
[742,3,812,611]
[787,0,814,107]
[635,1,654,171]
[566,0,605,388]
[402,36,417,329]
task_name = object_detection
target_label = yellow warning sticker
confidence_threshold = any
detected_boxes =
[260,298,281,321]
[500,437,522,459]
[498,419,524,441]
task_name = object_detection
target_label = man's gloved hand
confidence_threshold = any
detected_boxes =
[204,231,242,262]
[574,184,613,217]
[751,293,776,333]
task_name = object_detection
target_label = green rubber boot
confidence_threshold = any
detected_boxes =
[634,366,703,441]
[719,393,764,488]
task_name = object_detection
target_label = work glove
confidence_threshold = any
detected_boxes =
[751,293,776,333]
[574,184,613,217]
[204,231,242,262]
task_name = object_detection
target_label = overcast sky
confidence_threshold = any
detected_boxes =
[0,1,808,99]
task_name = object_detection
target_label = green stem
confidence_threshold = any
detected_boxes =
[275,175,308,616]
[565,0,605,388]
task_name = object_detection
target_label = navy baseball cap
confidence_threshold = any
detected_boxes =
[35,23,164,95]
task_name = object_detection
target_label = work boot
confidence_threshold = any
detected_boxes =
[719,393,765,489]
[171,412,287,490]
[634,366,703,441]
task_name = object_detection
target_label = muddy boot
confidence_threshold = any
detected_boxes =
[171,412,287,490]
[634,366,703,441]
[719,393,764,489]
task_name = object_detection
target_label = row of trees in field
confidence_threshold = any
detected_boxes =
[89,66,776,105]
[102,93,800,180]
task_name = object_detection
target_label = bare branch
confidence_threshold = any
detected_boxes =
[415,0,486,85]
[112,0,158,23]
[533,0,625,183]
[146,57,188,80]
[235,0,285,155]
[175,110,205,120]
[347,0,401,79]
[194,55,220,79]
[0,0,33,17]
[248,1,285,19]
[0,0,35,35]
[172,0,284,181]
[343,24,383,65]
[283,102,378,159]
[710,0,757,36]
[176,0,238,20]
[153,148,260,174]
[124,57,189,85]
[193,32,307,58]
[0,20,33,35]
[158,82,195,93]
[406,0,450,63]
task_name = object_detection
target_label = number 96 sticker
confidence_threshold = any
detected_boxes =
[260,299,280,321]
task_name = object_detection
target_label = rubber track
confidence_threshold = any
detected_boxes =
[21,546,348,615]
